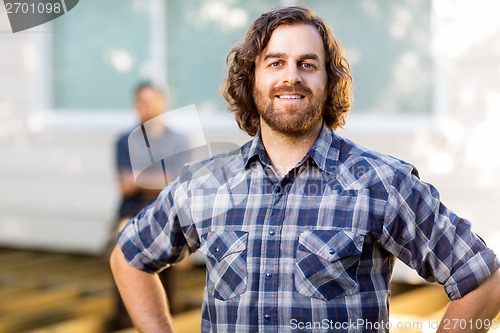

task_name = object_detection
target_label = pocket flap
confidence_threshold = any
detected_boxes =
[298,229,364,262]
[205,231,248,262]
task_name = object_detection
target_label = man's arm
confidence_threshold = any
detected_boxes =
[438,270,500,333]
[110,244,176,333]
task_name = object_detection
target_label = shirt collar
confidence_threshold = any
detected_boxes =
[304,124,340,176]
[242,130,272,168]
[242,124,340,176]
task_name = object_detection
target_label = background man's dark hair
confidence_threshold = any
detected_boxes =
[133,81,164,99]
[222,5,352,136]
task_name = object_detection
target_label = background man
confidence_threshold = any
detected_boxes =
[112,82,190,329]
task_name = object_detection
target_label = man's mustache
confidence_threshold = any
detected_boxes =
[269,84,313,98]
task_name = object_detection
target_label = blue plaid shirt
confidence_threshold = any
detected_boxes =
[119,125,499,332]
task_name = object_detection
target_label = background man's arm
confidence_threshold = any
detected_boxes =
[438,270,500,333]
[118,169,166,198]
[110,244,176,333]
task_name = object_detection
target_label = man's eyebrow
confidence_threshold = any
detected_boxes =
[263,52,320,61]
[263,52,286,61]
[298,53,320,61]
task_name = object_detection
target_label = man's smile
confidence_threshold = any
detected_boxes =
[276,94,305,100]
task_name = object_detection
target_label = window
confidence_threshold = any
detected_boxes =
[53,0,152,111]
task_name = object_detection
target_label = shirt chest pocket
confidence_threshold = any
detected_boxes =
[295,229,364,301]
[204,231,248,301]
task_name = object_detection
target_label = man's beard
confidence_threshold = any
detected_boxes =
[253,84,326,137]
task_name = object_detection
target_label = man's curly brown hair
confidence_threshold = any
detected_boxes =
[222,6,352,137]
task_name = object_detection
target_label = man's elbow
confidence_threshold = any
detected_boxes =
[109,244,126,275]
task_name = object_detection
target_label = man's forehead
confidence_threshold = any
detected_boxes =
[137,87,162,99]
[257,23,325,61]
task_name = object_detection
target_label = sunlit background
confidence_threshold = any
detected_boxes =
[0,0,499,332]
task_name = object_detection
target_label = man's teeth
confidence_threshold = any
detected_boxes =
[279,95,302,99]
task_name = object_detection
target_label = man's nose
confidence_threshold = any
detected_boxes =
[281,64,302,85]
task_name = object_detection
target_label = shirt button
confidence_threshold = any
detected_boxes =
[265,273,272,279]
[273,186,282,196]
[329,248,335,254]
[269,230,275,236]
[214,247,220,253]
[264,314,271,321]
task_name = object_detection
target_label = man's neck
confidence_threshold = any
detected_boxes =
[260,121,323,178]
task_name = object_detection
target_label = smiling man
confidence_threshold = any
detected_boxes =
[110,6,500,333]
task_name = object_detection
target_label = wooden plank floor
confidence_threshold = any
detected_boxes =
[0,247,205,333]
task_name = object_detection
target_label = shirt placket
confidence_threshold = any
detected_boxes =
[260,173,291,332]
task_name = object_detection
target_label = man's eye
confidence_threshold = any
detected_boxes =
[300,62,315,69]
[270,61,282,67]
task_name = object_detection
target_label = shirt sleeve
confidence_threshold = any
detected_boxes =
[381,167,500,300]
[117,173,197,273]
